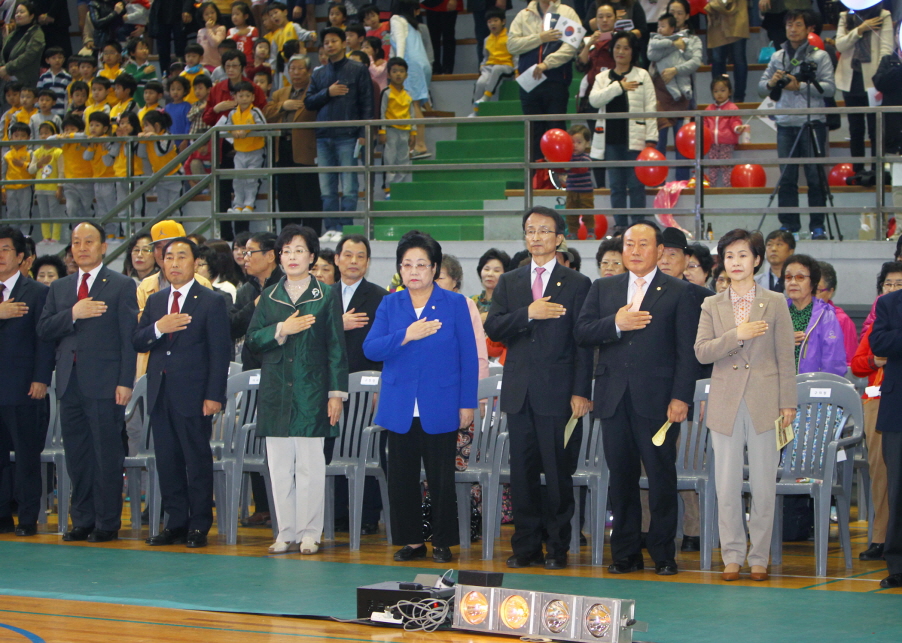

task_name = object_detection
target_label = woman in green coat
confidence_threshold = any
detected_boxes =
[0,3,46,89]
[246,225,349,555]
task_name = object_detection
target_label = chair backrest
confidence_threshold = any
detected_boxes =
[466,376,505,470]
[229,361,242,376]
[220,370,261,459]
[44,372,63,452]
[124,376,153,457]
[574,417,605,476]
[779,378,864,480]
[796,372,854,387]
[677,378,712,477]
[333,371,383,461]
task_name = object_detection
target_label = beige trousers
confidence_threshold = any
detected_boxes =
[864,399,889,543]
[266,436,326,544]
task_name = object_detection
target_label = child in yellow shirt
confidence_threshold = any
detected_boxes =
[84,78,113,122]
[0,82,22,141]
[225,81,266,213]
[98,42,124,81]
[28,121,64,243]
[379,58,415,197]
[56,114,95,220]
[3,123,33,219]
[14,87,38,130]
[104,112,143,209]
[138,110,181,214]
[84,112,117,237]
[138,80,164,125]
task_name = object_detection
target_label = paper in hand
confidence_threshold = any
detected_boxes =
[775,415,794,449]
[516,65,547,93]
[652,421,672,447]
[563,415,579,448]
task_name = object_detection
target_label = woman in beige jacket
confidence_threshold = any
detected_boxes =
[695,229,797,582]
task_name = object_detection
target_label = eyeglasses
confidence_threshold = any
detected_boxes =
[524,228,556,238]
[599,260,622,267]
[816,287,830,293]
[132,247,153,255]
[195,261,208,268]
[687,263,702,270]
[784,274,810,283]
[400,262,432,272]
[883,281,902,290]
[242,249,265,258]
[280,248,309,258]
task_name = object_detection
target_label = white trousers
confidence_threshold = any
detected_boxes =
[6,186,33,225]
[64,183,94,218]
[474,64,514,103]
[710,399,780,567]
[266,436,325,544]
[94,182,118,236]
[383,127,411,187]
[233,149,264,208]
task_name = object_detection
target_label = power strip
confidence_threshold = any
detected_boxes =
[370,610,404,625]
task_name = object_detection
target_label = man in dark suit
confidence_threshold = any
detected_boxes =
[485,206,593,570]
[0,227,54,536]
[37,221,139,543]
[133,238,231,549]
[329,234,388,535]
[574,222,697,576]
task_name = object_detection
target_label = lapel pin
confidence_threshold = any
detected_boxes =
[759,303,764,307]
[656,286,661,291]
[431,305,435,309]
[193,295,197,299]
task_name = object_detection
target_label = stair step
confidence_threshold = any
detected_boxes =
[435,138,524,160]
[455,120,524,139]
[373,222,484,241]
[391,180,507,201]
[372,200,486,212]
[411,166,523,182]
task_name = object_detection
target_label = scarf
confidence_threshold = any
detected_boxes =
[2,23,30,65]
[849,7,883,70]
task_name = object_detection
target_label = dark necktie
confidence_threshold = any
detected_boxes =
[168,291,181,340]
[0,283,5,302]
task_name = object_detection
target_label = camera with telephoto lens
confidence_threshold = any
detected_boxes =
[770,60,819,100]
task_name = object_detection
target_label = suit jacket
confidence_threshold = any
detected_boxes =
[37,266,138,400]
[484,262,593,417]
[132,281,231,417]
[868,289,902,434]
[574,270,697,420]
[687,281,715,379]
[694,288,797,436]
[331,278,387,373]
[363,287,478,434]
[0,275,54,406]
[263,84,318,166]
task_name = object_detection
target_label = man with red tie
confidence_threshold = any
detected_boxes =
[133,238,231,548]
[38,222,139,542]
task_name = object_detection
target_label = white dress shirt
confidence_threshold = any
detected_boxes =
[154,279,195,338]
[0,269,20,301]
[340,277,362,313]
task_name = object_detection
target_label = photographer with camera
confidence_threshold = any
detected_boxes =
[758,9,835,240]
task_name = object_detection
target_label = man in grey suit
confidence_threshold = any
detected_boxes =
[38,222,139,543]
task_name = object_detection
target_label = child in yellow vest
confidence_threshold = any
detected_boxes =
[1,82,22,141]
[98,42,124,81]
[28,121,64,243]
[138,80,164,125]
[265,1,315,66]
[84,78,113,123]
[84,112,118,237]
[179,44,211,104]
[56,114,95,219]
[225,81,266,213]
[2,123,33,220]
[104,112,144,210]
[138,110,182,214]
[378,58,415,198]
[14,88,38,131]
[472,9,515,114]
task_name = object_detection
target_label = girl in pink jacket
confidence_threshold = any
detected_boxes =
[704,76,749,186]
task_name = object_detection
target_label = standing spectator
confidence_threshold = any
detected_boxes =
[834,5,892,174]
[0,226,54,537]
[596,236,625,277]
[759,0,807,50]
[197,2,228,70]
[37,221,138,543]
[88,0,125,54]
[36,47,70,118]
[754,229,794,293]
[486,207,592,570]
[683,242,713,286]
[225,80,266,214]
[471,247,510,322]
[758,9,835,240]
[815,261,856,366]
[705,0,749,103]
[424,0,462,75]
[32,254,66,285]
[507,0,580,161]
[378,57,415,199]
[122,233,157,283]
[136,238,230,549]
[0,3,46,91]
[150,0,192,83]
[873,39,902,220]
[228,1,259,59]
[588,31,657,234]
[304,27,373,243]
[124,36,158,108]
[32,0,72,58]
[364,232,478,563]
[576,2,616,119]
[563,124,594,239]
[390,0,433,159]
[703,76,749,187]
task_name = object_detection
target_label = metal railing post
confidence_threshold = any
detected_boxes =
[364,123,372,240]
[875,110,885,241]
[266,131,274,225]
[211,129,221,238]
[695,113,703,240]
[523,118,532,211]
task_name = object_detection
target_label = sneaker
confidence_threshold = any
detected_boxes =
[319,230,336,243]
[268,541,299,554]
[226,207,243,214]
[300,536,319,555]
[411,150,432,160]
[242,206,255,212]
[811,228,827,240]
[467,112,478,118]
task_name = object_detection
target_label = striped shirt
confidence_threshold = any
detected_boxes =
[566,152,594,193]
[38,70,72,117]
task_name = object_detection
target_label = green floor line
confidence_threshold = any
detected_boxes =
[798,567,888,589]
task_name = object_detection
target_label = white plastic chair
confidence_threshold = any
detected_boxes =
[122,376,162,536]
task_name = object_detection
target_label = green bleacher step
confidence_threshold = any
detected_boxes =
[373,223,484,241]
[435,138,524,161]
[474,100,524,117]
[456,120,524,140]
[390,181,506,201]
[412,165,522,183]
[372,200,486,212]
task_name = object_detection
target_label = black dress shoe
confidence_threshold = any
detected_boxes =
[361,523,379,536]
[608,553,644,574]
[333,517,350,532]
[859,543,885,561]
[655,560,679,576]
[394,545,427,561]
[186,530,208,548]
[15,524,37,537]
[146,528,188,546]
[681,536,700,552]
[639,532,648,550]
[0,516,14,534]
[87,529,118,543]
[62,526,93,541]
[579,532,588,547]
[432,546,453,563]
[880,573,902,589]
[506,550,545,568]
[545,554,568,570]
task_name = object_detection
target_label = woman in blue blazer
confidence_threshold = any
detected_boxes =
[364,233,478,564]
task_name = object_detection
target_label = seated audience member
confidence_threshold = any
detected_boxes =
[755,229,795,293]
[32,255,68,286]
[815,261,856,366]
[470,9,514,115]
[783,254,847,376]
[595,236,625,278]
[123,233,158,283]
[684,242,713,287]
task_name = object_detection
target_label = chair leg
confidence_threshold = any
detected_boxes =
[481,480,497,561]
[127,470,141,528]
[770,495,783,567]
[56,459,70,534]
[699,485,713,572]
[570,487,581,555]
[456,482,471,549]
[376,471,393,545]
[813,487,830,577]
[323,476,335,541]
[213,473,226,536]
[149,467,162,538]
[837,494,853,569]
[349,470,366,551]
[38,463,48,525]
[262,469,279,541]
[593,477,609,566]
[227,465,242,545]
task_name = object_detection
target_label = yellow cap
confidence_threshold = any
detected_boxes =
[150,220,186,244]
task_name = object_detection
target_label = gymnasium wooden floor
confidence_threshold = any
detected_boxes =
[0,510,899,643]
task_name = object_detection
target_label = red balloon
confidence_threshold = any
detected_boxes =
[807,33,824,50]
[594,215,609,239]
[675,123,712,159]
[828,163,854,187]
[689,0,706,15]
[540,129,573,163]
[730,163,767,188]
[635,147,668,186]
[577,217,588,240]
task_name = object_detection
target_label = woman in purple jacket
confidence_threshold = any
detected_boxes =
[783,254,848,376]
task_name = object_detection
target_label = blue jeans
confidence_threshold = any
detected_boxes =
[605,144,647,228]
[710,39,748,102]
[776,122,827,232]
[657,119,690,182]
[316,137,357,231]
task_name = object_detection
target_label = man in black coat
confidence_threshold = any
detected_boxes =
[133,238,231,549]
[329,234,387,534]
[485,206,593,570]
[37,222,138,543]
[0,226,54,536]
[574,222,698,576]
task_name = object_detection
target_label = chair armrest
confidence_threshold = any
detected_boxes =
[362,424,386,465]
[490,432,509,480]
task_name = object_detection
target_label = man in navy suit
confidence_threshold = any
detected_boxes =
[0,227,54,536]
[575,222,698,576]
[869,288,902,588]
[133,238,231,548]
[485,206,593,571]
[38,221,139,543]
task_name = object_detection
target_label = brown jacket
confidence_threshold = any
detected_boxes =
[704,0,749,50]
[694,287,797,436]
[263,84,317,166]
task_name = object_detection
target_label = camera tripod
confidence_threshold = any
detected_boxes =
[756,65,843,241]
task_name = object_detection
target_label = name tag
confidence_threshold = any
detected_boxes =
[497,380,503,390]
[361,376,380,385]
[249,374,260,386]
[705,384,710,394]
[810,387,831,398]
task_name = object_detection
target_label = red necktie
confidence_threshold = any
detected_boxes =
[78,273,90,301]
[168,291,181,340]
[0,283,5,302]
